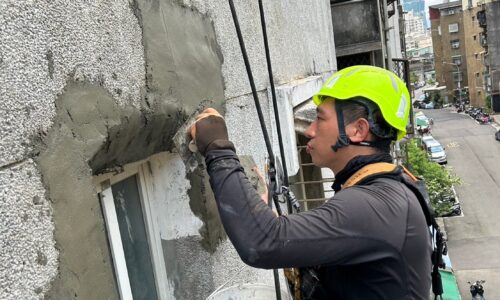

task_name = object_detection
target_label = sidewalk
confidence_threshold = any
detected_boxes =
[491,112,500,131]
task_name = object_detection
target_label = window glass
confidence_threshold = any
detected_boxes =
[112,175,158,300]
[449,23,459,33]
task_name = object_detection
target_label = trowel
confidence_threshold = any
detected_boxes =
[172,100,213,171]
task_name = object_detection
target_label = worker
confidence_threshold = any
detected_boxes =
[189,65,431,299]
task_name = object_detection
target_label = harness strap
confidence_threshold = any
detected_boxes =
[341,162,444,298]
[342,162,398,189]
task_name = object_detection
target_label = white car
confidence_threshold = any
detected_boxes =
[426,141,447,164]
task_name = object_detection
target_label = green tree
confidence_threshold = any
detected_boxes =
[485,95,492,110]
[410,72,419,85]
[406,139,461,216]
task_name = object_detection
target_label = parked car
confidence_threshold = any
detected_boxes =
[426,140,447,164]
[424,102,435,109]
[422,135,436,145]
[496,130,500,141]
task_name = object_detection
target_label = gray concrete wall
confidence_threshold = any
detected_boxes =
[0,0,336,299]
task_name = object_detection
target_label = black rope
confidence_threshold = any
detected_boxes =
[257,0,294,215]
[228,1,282,298]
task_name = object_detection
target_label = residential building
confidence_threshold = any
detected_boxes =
[0,1,337,299]
[330,0,405,70]
[462,0,489,106]
[405,10,426,35]
[477,0,500,111]
[430,1,469,104]
[402,0,428,28]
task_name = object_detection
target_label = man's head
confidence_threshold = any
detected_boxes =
[305,65,410,173]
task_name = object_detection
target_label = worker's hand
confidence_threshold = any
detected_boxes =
[189,108,232,156]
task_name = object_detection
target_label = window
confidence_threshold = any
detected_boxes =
[473,35,477,41]
[476,72,480,77]
[442,9,456,16]
[449,23,459,33]
[452,55,462,66]
[453,71,463,82]
[97,162,168,300]
[450,39,460,49]
[472,16,475,21]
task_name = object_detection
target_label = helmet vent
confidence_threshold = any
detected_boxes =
[325,74,341,88]
[389,74,399,93]
[396,94,407,118]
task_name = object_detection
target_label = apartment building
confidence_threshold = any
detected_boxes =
[462,0,489,106]
[430,1,469,103]
[477,0,500,111]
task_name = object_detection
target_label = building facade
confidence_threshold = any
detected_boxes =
[430,1,469,103]
[477,0,500,111]
[0,1,337,299]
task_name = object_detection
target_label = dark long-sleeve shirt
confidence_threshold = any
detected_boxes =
[205,149,431,299]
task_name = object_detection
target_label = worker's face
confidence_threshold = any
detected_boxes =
[304,99,340,169]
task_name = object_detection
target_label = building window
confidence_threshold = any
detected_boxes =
[442,9,456,16]
[450,39,460,49]
[452,55,462,66]
[473,35,477,41]
[476,72,480,77]
[453,71,463,82]
[449,23,459,33]
[97,162,168,300]
[472,16,475,21]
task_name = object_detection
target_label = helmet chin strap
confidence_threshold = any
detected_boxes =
[331,101,377,152]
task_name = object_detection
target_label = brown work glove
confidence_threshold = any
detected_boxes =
[189,108,235,156]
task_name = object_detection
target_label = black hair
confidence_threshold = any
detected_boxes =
[336,97,396,152]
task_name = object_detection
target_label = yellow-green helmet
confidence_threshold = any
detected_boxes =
[313,65,410,141]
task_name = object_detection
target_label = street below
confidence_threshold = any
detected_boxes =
[422,108,500,299]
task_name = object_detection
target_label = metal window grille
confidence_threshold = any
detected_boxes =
[290,135,335,211]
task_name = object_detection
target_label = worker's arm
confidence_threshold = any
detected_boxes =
[189,108,399,269]
[205,148,399,269]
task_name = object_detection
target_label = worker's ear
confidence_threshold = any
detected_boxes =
[346,118,371,143]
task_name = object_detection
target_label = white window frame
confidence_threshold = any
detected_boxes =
[449,23,459,33]
[95,161,169,300]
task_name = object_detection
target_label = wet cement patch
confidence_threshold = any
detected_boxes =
[33,0,227,297]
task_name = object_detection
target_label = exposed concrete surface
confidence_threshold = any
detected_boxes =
[36,83,132,300]
[225,92,271,173]
[0,160,57,299]
[210,239,290,299]
[134,0,225,114]
[175,0,336,99]
[0,1,145,167]
[2,0,337,299]
[163,236,214,300]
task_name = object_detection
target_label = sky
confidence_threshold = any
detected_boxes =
[425,0,444,28]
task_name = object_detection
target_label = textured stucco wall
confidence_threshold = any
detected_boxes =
[0,1,145,299]
[1,0,336,299]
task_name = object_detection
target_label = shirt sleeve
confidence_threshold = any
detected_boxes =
[205,149,402,269]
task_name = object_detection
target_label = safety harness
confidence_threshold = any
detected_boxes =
[345,162,446,300]
[292,162,446,300]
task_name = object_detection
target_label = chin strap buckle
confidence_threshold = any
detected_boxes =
[331,134,351,152]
